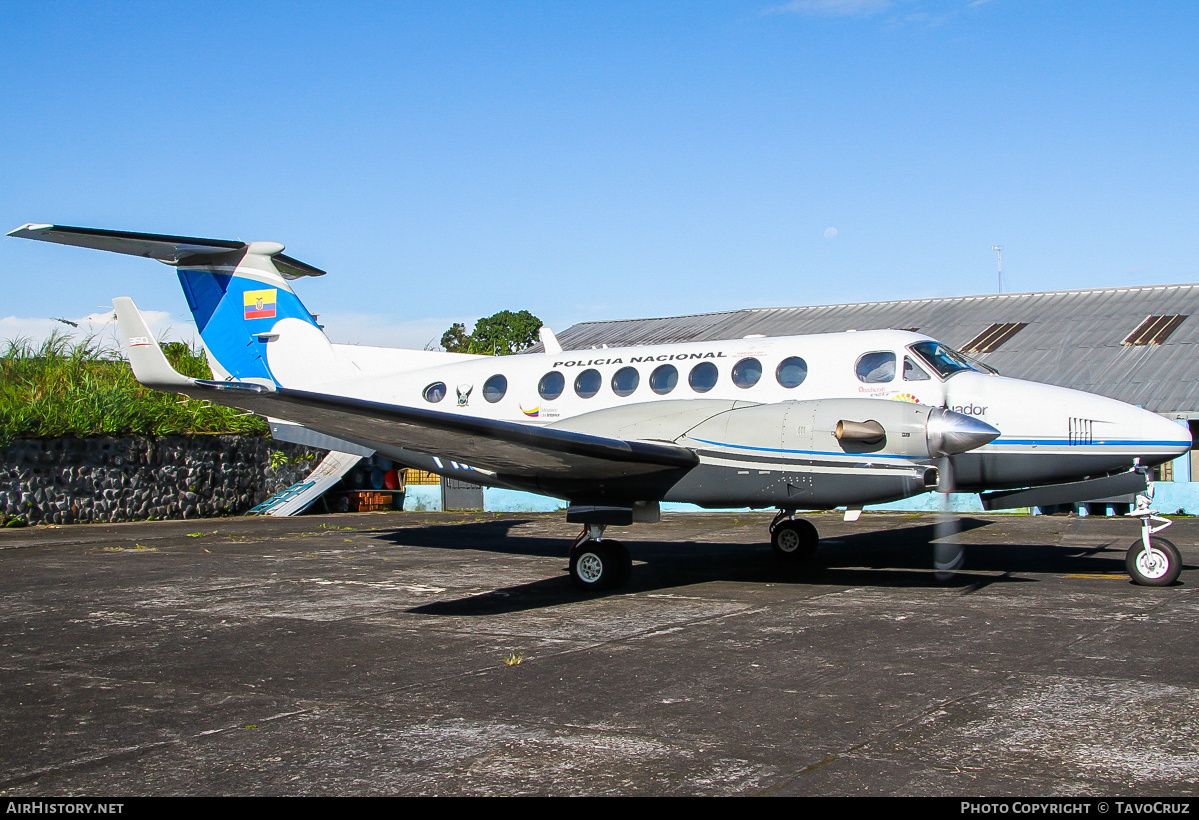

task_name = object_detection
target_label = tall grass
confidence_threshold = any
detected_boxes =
[0,333,268,445]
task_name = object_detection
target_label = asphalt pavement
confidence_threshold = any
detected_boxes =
[1,510,1196,796]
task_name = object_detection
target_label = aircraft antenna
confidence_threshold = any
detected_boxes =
[991,245,1004,293]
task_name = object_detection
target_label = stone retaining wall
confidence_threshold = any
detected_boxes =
[0,436,326,526]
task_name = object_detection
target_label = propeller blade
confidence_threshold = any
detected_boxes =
[933,454,965,580]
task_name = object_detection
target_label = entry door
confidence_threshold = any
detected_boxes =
[441,477,485,511]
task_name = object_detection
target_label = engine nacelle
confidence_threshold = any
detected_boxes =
[684,398,997,461]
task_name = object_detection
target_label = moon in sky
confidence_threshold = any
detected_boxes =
[824,227,838,239]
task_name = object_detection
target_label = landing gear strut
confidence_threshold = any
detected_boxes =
[770,510,819,563]
[568,524,632,591]
[1126,475,1181,586]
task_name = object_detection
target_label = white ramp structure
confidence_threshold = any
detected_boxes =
[248,450,368,516]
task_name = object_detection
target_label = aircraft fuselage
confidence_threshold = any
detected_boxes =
[285,328,1188,508]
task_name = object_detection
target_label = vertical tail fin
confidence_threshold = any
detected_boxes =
[174,241,331,384]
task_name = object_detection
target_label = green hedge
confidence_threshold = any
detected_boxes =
[0,334,269,446]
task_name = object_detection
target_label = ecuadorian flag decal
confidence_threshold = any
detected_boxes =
[243,289,277,320]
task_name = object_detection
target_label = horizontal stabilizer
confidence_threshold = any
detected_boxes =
[8,224,325,278]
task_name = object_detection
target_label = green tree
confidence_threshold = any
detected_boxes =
[439,322,472,353]
[441,310,542,355]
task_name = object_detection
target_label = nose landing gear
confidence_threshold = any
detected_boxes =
[1125,475,1182,586]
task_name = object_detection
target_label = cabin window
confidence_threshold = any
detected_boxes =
[775,357,808,389]
[731,357,762,389]
[575,368,602,398]
[423,382,447,403]
[856,352,896,384]
[650,364,678,395]
[611,366,639,397]
[689,362,719,393]
[538,371,564,400]
[482,374,507,403]
[903,356,931,381]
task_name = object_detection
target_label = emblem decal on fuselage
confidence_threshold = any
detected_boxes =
[521,404,539,417]
[457,384,473,406]
[893,393,920,403]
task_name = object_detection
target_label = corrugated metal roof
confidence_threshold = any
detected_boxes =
[528,283,1199,414]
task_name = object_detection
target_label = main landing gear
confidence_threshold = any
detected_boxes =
[770,510,820,565]
[1125,477,1182,586]
[568,524,632,591]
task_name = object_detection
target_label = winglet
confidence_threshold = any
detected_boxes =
[111,297,197,391]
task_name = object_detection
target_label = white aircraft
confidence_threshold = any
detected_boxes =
[10,224,1192,589]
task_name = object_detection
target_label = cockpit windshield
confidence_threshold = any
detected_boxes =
[908,340,984,379]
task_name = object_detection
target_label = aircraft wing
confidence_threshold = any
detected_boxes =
[183,384,697,478]
[113,298,697,481]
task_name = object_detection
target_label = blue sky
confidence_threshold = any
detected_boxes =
[2,1,1197,349]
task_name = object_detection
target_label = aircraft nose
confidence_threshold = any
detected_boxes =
[1141,410,1193,458]
[927,408,1001,457]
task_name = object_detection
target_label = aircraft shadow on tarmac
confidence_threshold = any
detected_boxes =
[382,518,1184,617]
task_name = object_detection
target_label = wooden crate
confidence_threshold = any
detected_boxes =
[345,491,396,512]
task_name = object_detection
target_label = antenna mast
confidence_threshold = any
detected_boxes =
[991,245,1004,293]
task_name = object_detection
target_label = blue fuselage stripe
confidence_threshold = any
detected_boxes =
[689,436,1187,460]
[688,437,919,460]
[994,439,1188,447]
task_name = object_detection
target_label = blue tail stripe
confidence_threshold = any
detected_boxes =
[178,270,232,333]
[176,268,318,382]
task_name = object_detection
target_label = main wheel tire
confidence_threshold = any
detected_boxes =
[569,539,632,591]
[1126,536,1182,587]
[771,519,819,561]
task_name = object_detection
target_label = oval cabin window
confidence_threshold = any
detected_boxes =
[689,362,719,393]
[611,366,639,397]
[575,369,602,398]
[650,364,678,395]
[731,358,762,389]
[538,371,565,400]
[423,382,447,403]
[482,374,507,403]
[775,357,807,389]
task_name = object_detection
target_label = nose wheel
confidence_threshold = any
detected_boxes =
[568,525,632,591]
[1127,536,1181,586]
[1125,477,1183,586]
